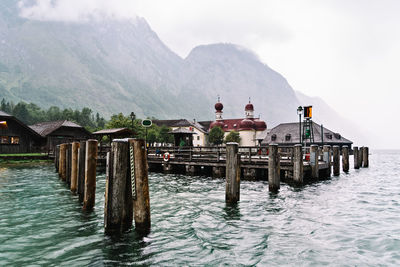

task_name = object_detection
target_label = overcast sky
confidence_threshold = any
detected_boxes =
[19,0,400,148]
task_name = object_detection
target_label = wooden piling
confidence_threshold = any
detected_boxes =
[66,143,72,186]
[293,144,303,184]
[268,144,280,192]
[323,145,331,177]
[55,145,60,173]
[70,142,80,193]
[83,139,98,211]
[310,145,319,179]
[342,146,349,172]
[59,144,67,181]
[363,147,369,168]
[226,142,240,202]
[333,145,340,176]
[77,141,86,202]
[131,139,151,233]
[358,147,364,168]
[104,140,133,233]
[354,146,359,169]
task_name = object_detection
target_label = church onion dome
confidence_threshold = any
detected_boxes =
[245,103,254,111]
[254,120,267,131]
[215,102,223,112]
[210,120,225,129]
[239,119,255,130]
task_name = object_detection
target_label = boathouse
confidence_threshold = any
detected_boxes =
[0,111,43,153]
[152,119,209,146]
[29,120,91,152]
[261,122,353,149]
[209,99,267,146]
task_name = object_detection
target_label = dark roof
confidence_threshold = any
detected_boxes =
[261,122,352,145]
[29,120,90,137]
[0,110,42,138]
[198,121,213,130]
[168,127,197,134]
[92,128,134,135]
[153,119,208,133]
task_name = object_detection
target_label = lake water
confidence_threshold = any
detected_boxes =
[0,150,399,266]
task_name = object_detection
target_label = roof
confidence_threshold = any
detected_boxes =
[29,120,89,137]
[261,122,353,145]
[168,127,197,134]
[92,128,134,135]
[153,119,208,133]
[0,111,12,117]
[210,118,266,132]
[198,121,213,130]
[0,110,42,138]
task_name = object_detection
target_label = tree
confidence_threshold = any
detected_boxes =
[224,130,241,144]
[209,126,225,146]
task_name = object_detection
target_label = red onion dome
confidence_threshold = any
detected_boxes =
[210,121,225,129]
[254,120,267,131]
[239,119,255,130]
[215,102,223,111]
[245,103,254,111]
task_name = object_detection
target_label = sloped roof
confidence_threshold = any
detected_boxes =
[168,127,197,134]
[261,122,352,145]
[0,110,42,138]
[153,119,208,133]
[92,128,134,135]
[29,120,89,137]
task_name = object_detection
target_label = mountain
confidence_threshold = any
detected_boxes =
[0,0,357,140]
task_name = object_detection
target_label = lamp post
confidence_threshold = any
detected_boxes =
[297,106,303,145]
[130,112,135,131]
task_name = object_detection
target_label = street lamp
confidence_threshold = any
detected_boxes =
[297,106,303,145]
[130,112,135,135]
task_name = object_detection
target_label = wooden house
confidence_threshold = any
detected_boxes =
[0,111,43,154]
[29,120,91,152]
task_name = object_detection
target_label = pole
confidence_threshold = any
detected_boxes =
[83,139,98,211]
[225,142,240,203]
[299,114,302,145]
[268,144,280,192]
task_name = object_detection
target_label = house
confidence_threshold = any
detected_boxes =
[29,120,91,152]
[152,119,209,146]
[261,122,353,149]
[0,111,43,154]
[209,100,267,146]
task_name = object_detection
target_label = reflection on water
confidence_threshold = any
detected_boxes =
[0,151,400,265]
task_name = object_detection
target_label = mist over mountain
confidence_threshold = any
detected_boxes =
[0,0,356,140]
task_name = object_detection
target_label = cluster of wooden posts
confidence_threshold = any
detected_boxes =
[54,138,150,235]
[225,143,369,203]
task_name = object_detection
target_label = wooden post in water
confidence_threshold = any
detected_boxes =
[225,142,240,202]
[59,144,67,181]
[131,139,151,233]
[104,140,133,233]
[342,146,349,172]
[83,139,98,211]
[66,143,72,186]
[70,142,80,193]
[55,145,60,173]
[310,145,319,179]
[77,141,86,202]
[333,145,340,176]
[323,145,331,177]
[293,144,303,184]
[358,147,364,168]
[363,147,369,168]
[354,146,359,169]
[268,144,280,192]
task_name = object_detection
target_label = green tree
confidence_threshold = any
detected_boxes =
[224,130,241,144]
[158,125,173,144]
[208,126,225,146]
[106,113,132,129]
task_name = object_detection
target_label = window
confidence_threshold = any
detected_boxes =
[285,134,291,141]
[11,136,20,144]
[334,133,341,139]
[325,133,333,139]
[197,136,200,140]
[1,136,9,144]
[271,134,277,141]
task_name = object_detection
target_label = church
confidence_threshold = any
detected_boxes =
[209,99,267,146]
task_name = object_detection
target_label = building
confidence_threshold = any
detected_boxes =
[209,100,267,146]
[29,120,91,152]
[152,119,209,146]
[261,122,353,149]
[0,111,43,153]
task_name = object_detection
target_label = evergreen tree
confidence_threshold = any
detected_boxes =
[224,130,241,144]
[209,126,225,146]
